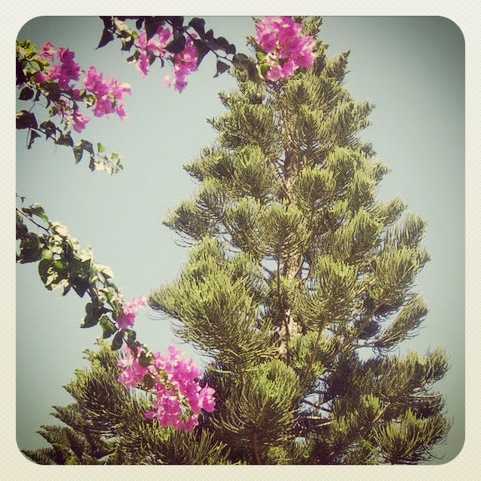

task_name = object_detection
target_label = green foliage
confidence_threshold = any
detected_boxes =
[21,17,450,465]
[16,200,123,338]
[150,16,450,464]
[16,39,123,174]
[97,16,236,76]
[22,341,232,465]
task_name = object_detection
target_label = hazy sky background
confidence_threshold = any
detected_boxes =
[16,16,464,464]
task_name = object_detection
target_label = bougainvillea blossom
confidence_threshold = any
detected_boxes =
[135,26,172,77]
[116,295,147,330]
[117,342,216,431]
[255,16,316,81]
[165,36,198,93]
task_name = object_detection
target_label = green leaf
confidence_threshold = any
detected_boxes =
[189,17,205,36]
[99,315,116,339]
[214,59,230,78]
[39,120,57,139]
[144,16,165,40]
[19,86,35,101]
[55,132,74,147]
[142,373,156,390]
[27,130,40,149]
[19,233,44,263]
[111,330,124,351]
[24,203,49,222]
[16,110,38,130]
[97,142,105,153]
[165,34,186,54]
[193,39,211,67]
[97,17,114,49]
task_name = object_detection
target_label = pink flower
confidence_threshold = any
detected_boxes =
[135,26,172,77]
[136,50,150,77]
[169,37,198,93]
[33,71,49,84]
[117,345,149,388]
[37,41,55,61]
[83,66,109,96]
[255,16,316,81]
[48,46,80,89]
[198,385,216,412]
[71,108,89,132]
[120,342,216,431]
[83,66,131,119]
[116,295,146,330]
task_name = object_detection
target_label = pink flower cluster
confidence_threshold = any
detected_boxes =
[117,344,216,431]
[32,41,130,132]
[131,25,198,93]
[135,26,172,77]
[83,66,131,119]
[35,42,80,89]
[255,16,316,81]
[116,295,147,330]
[164,36,198,93]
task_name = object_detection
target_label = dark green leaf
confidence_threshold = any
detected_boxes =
[39,120,57,139]
[43,82,61,102]
[72,278,90,297]
[165,34,186,54]
[55,132,74,147]
[126,329,137,347]
[142,373,156,390]
[16,214,28,239]
[166,16,184,29]
[97,17,114,49]
[189,17,205,36]
[19,86,34,101]
[144,16,164,40]
[193,39,211,67]
[19,233,44,263]
[138,349,152,367]
[126,51,140,64]
[38,258,52,286]
[16,110,38,130]
[99,315,116,339]
[73,144,84,164]
[111,330,124,351]
[209,36,236,55]
[16,57,27,85]
[214,59,230,78]
[81,302,102,328]
[23,203,49,222]
[120,36,135,52]
[27,130,41,149]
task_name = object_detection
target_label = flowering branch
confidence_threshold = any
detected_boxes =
[16,39,128,174]
[16,198,216,431]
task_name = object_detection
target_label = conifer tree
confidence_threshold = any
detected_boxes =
[23,17,450,465]
[150,16,450,464]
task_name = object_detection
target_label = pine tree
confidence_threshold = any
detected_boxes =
[23,17,450,465]
[22,341,232,465]
[150,17,450,464]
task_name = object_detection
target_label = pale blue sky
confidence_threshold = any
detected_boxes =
[16,16,464,463]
